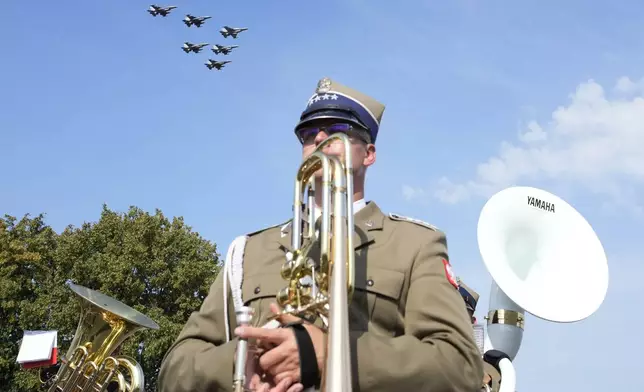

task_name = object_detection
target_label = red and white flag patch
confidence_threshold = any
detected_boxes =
[442,259,459,289]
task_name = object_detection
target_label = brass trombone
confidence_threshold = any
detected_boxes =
[233,132,356,392]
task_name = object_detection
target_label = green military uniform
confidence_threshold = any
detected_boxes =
[457,280,502,392]
[158,77,483,391]
[158,202,484,391]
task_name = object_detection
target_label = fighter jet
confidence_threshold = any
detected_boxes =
[205,59,231,70]
[147,5,177,17]
[219,26,248,39]
[183,14,211,27]
[211,44,239,55]
[182,42,209,53]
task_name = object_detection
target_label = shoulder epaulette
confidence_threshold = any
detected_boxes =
[246,219,292,237]
[388,213,438,231]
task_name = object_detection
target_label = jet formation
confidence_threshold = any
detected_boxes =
[147,4,248,71]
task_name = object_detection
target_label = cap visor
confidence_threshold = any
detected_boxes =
[295,109,364,130]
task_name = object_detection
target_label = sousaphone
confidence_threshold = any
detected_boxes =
[477,186,609,392]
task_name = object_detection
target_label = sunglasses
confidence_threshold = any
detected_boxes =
[296,123,370,145]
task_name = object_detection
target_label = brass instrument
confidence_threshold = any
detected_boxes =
[41,282,159,392]
[279,132,356,391]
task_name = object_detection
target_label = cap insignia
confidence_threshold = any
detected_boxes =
[307,92,338,107]
[316,77,332,94]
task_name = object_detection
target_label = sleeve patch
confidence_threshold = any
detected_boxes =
[442,259,459,289]
[388,213,438,231]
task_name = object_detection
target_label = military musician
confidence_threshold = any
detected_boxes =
[157,77,484,392]
[458,280,502,392]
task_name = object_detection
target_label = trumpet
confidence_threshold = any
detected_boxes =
[41,282,159,392]
[233,132,355,392]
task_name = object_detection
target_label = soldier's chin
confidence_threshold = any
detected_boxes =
[312,169,324,179]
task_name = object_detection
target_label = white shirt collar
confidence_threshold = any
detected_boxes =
[314,198,366,221]
[353,198,367,214]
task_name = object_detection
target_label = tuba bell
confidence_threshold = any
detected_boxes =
[41,282,160,392]
[233,132,355,392]
[477,186,609,392]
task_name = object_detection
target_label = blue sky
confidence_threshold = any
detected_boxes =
[2,1,642,390]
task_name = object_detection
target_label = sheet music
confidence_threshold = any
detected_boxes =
[16,330,57,363]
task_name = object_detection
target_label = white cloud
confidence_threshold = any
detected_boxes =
[402,185,426,201]
[615,76,644,94]
[518,121,547,143]
[406,77,644,211]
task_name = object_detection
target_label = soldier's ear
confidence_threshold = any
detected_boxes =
[363,144,376,167]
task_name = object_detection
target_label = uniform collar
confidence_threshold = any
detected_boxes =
[279,200,383,251]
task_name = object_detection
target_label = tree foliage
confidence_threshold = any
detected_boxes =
[0,205,221,391]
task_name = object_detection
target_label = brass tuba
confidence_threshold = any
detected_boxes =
[41,282,159,392]
[270,132,357,391]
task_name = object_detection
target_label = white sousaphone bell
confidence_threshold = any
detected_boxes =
[477,186,609,392]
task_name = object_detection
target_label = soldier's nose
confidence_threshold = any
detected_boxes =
[314,131,329,146]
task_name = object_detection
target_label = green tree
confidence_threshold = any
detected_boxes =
[0,214,58,391]
[1,206,221,392]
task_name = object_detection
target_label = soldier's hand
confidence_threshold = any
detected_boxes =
[481,372,494,392]
[234,303,326,386]
[248,373,304,392]
[233,339,303,392]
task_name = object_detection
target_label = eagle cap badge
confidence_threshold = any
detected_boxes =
[316,77,332,94]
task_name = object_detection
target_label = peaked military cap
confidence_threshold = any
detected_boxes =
[457,279,479,313]
[295,77,386,144]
